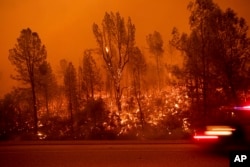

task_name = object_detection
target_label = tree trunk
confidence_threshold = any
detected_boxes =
[44,86,49,119]
[156,54,161,92]
[31,80,38,136]
[114,80,122,112]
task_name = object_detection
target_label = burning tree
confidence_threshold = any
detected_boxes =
[92,12,136,112]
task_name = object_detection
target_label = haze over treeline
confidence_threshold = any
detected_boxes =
[1,0,250,97]
[1,0,250,140]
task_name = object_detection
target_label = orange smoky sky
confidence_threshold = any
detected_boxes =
[0,0,249,98]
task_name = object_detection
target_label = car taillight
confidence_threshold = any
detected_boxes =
[193,135,218,140]
[205,130,232,136]
[205,125,235,136]
[193,125,235,142]
[234,105,250,110]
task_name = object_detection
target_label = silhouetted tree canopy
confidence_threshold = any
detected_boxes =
[146,31,164,92]
[8,28,47,136]
[171,0,250,123]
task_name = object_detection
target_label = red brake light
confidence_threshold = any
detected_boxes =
[193,135,218,140]
[234,106,250,110]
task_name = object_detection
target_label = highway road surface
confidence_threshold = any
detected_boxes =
[0,141,229,167]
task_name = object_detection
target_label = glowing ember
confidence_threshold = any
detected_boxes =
[105,47,109,53]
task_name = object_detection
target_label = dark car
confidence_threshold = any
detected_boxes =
[193,105,250,150]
